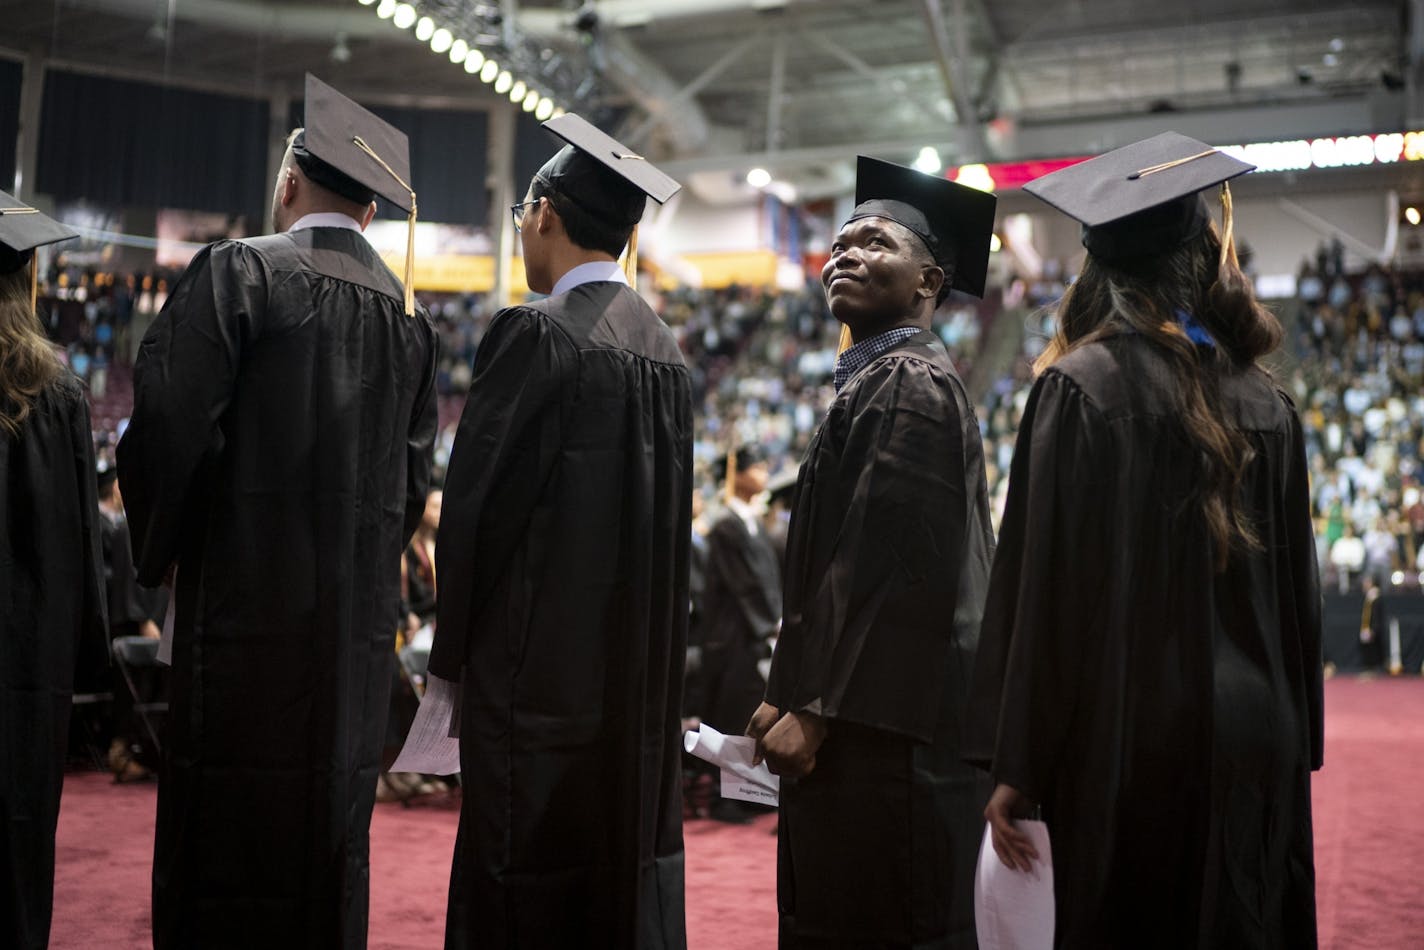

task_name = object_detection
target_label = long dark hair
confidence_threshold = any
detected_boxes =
[0,265,62,436]
[1035,222,1283,571]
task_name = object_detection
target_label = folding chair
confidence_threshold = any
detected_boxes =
[111,636,167,762]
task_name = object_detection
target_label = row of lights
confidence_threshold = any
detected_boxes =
[359,0,565,121]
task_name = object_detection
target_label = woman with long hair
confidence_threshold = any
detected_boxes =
[966,135,1323,947]
[0,195,107,950]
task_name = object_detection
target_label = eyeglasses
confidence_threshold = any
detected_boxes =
[511,199,540,233]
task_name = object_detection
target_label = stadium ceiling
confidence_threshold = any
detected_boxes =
[1,0,1414,198]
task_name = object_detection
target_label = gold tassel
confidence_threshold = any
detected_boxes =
[30,254,38,315]
[724,449,737,506]
[837,324,853,355]
[1219,182,1238,272]
[403,198,417,317]
[622,224,639,291]
[352,134,418,316]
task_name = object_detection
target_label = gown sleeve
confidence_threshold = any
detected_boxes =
[768,356,975,743]
[426,308,573,681]
[71,389,110,670]
[403,320,440,546]
[964,368,1113,802]
[1280,394,1324,770]
[117,242,265,586]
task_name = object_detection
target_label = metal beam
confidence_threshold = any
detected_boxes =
[766,33,786,152]
[799,29,951,124]
[920,0,987,161]
[619,34,759,150]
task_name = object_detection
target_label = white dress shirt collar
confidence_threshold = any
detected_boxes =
[550,260,628,298]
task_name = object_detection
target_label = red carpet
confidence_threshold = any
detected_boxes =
[50,676,1423,948]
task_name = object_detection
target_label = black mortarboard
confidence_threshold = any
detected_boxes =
[536,113,681,228]
[847,156,998,299]
[293,74,419,314]
[0,192,77,276]
[1023,131,1254,265]
[294,74,412,212]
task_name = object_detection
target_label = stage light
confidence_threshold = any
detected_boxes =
[480,59,500,83]
[510,80,527,102]
[431,28,453,54]
[523,91,541,112]
[450,39,468,63]
[415,16,435,41]
[465,49,486,73]
[494,70,513,94]
[392,4,417,29]
[1407,207,1421,226]
[535,98,555,120]
[913,146,941,174]
[746,168,772,188]
[358,0,376,6]
[377,0,397,20]
[989,233,1002,253]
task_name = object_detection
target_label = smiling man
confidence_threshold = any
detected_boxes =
[747,157,997,948]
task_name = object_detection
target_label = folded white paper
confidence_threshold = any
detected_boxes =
[683,724,779,806]
[390,673,462,775]
[974,819,1055,950]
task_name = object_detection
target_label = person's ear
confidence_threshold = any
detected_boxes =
[919,263,945,302]
[536,197,558,236]
[360,201,377,230]
[281,169,299,207]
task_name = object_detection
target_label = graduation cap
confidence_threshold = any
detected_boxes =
[1023,131,1254,266]
[848,156,998,300]
[293,74,418,315]
[0,191,78,312]
[536,113,681,289]
[720,444,766,504]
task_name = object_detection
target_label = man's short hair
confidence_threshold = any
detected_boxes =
[530,176,635,258]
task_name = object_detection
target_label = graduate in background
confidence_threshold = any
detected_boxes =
[747,158,997,948]
[0,196,107,950]
[117,75,438,948]
[967,133,1323,946]
[401,114,691,949]
[701,445,782,823]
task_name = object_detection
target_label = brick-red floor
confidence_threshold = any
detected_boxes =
[49,675,1424,948]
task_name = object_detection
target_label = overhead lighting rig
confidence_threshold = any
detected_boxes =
[361,0,579,122]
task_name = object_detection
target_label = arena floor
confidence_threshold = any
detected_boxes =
[50,675,1424,948]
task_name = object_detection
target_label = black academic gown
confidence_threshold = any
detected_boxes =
[117,228,438,950]
[0,373,107,950]
[701,505,781,735]
[965,335,1324,949]
[428,280,692,950]
[765,329,993,949]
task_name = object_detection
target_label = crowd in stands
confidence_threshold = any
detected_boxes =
[45,249,1424,606]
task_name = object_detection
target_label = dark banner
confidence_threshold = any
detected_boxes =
[36,70,269,220]
[287,98,491,227]
[0,59,21,191]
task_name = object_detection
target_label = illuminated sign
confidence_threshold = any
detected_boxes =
[954,131,1424,192]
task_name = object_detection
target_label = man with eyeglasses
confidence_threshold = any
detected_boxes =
[395,114,691,949]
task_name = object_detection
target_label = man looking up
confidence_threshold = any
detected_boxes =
[117,74,438,948]
[395,114,691,949]
[747,157,997,948]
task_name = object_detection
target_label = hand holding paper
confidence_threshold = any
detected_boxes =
[683,723,779,806]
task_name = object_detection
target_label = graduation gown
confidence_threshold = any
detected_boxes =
[765,329,993,949]
[700,506,781,735]
[117,228,438,949]
[0,372,107,950]
[965,335,1324,948]
[427,280,692,950]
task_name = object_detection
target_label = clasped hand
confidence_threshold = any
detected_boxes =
[745,701,826,778]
